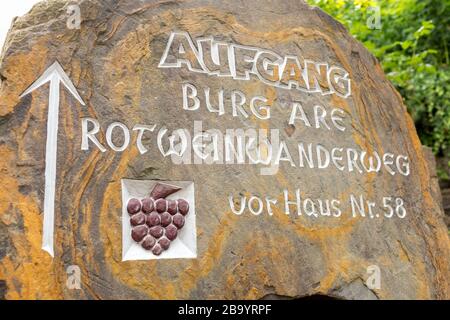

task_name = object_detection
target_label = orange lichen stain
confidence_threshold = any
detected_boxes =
[177,189,250,297]
[176,212,240,296]
[265,166,378,296]
[64,147,107,299]
[61,95,76,140]
[0,145,60,299]
[264,87,277,106]
[330,93,351,114]
[0,39,49,117]
[403,112,450,299]
[69,59,82,85]
[397,241,410,263]
[245,287,261,300]
[103,27,150,111]
[222,235,274,299]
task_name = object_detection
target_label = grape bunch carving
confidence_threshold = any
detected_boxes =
[127,183,189,256]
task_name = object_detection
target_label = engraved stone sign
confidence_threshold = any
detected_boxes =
[0,0,448,299]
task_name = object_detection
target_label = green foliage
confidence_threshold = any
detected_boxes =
[309,0,450,173]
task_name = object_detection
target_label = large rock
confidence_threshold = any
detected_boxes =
[0,0,449,299]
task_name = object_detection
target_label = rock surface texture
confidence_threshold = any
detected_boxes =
[0,0,449,299]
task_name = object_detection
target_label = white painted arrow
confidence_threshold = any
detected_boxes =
[20,61,85,257]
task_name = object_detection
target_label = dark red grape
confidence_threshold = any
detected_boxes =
[158,238,171,250]
[155,199,167,213]
[127,198,141,215]
[141,235,156,250]
[165,224,178,240]
[178,199,189,215]
[160,212,172,227]
[141,198,154,214]
[130,213,146,226]
[152,244,163,256]
[146,212,161,227]
[149,226,164,238]
[131,225,148,242]
[167,200,177,215]
[173,213,185,229]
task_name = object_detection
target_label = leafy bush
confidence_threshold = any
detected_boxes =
[309,0,450,178]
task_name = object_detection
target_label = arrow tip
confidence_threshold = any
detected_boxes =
[52,61,86,106]
[19,61,86,106]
